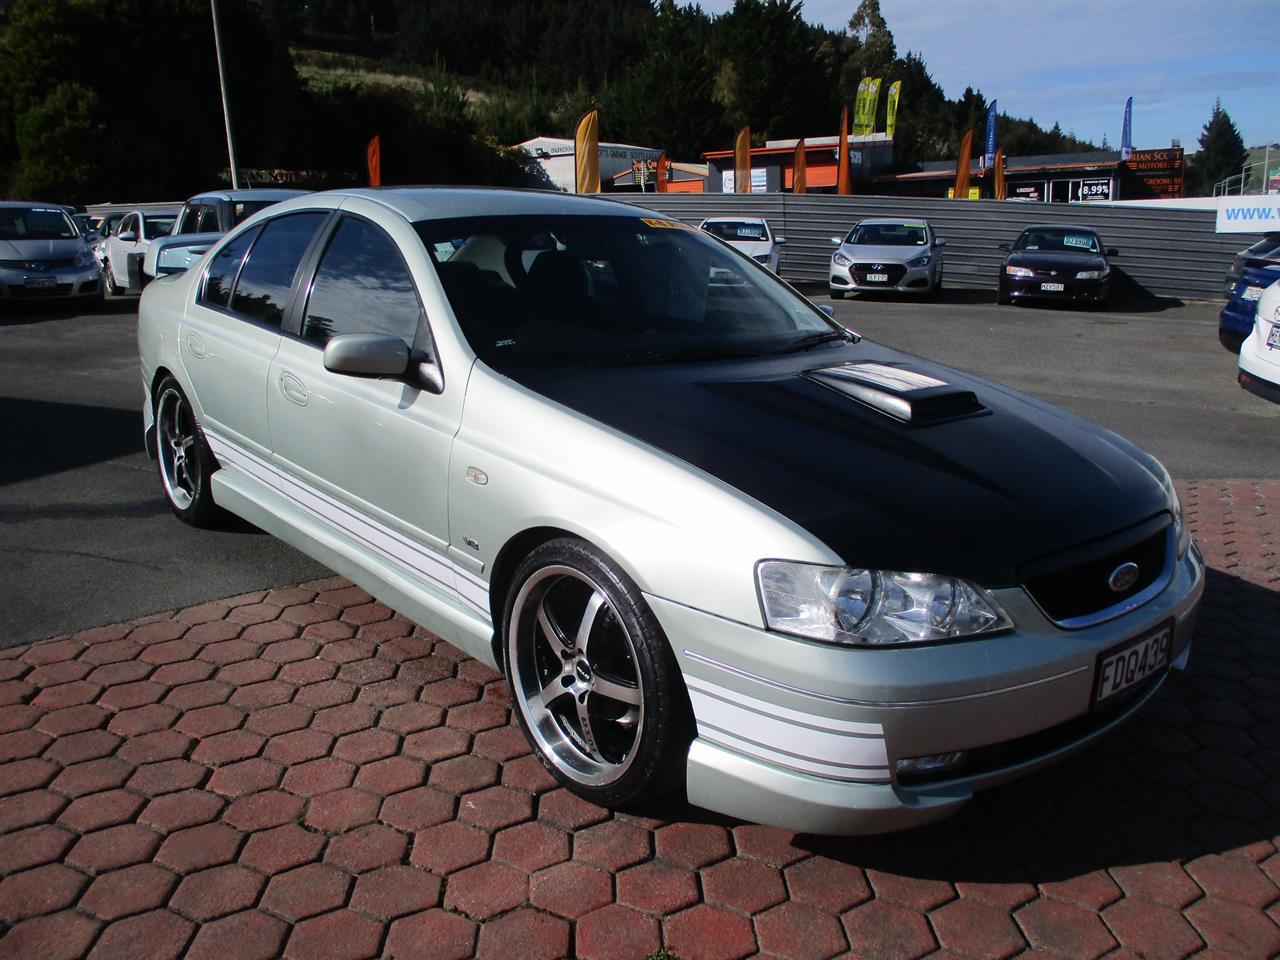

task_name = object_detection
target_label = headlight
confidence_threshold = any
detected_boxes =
[74,247,96,267]
[833,253,853,267]
[1005,266,1034,278]
[907,254,931,268]
[757,561,1011,647]
[1076,267,1109,280]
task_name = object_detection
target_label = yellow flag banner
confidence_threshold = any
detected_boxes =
[954,127,974,199]
[837,106,852,195]
[574,109,600,194]
[734,125,751,193]
[852,78,872,138]
[792,138,806,193]
[994,147,1007,200]
[885,81,902,139]
[863,78,882,136]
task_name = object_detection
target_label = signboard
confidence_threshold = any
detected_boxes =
[1009,181,1046,202]
[1070,178,1113,202]
[1122,147,1184,199]
[721,169,767,193]
[1216,195,1280,233]
[1269,165,1280,195]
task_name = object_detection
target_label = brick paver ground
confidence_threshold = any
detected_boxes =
[1,479,1277,960]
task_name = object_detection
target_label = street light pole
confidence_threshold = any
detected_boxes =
[210,0,240,189]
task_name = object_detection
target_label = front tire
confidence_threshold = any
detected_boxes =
[154,377,220,526]
[503,538,691,807]
[104,261,124,296]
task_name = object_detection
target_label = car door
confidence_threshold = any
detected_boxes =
[179,211,328,458]
[107,214,137,279]
[267,212,462,606]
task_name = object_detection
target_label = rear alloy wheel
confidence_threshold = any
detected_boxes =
[154,377,219,525]
[504,539,690,806]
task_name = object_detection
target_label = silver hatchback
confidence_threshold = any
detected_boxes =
[830,218,945,297]
[139,188,1202,835]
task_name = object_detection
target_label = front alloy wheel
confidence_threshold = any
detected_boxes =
[504,539,690,805]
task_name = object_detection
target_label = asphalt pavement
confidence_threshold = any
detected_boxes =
[1,291,1276,648]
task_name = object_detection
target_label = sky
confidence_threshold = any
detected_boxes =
[698,0,1279,152]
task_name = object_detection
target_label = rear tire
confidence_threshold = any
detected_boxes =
[154,377,220,526]
[503,538,692,808]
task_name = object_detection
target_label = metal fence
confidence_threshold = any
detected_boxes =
[612,193,1263,301]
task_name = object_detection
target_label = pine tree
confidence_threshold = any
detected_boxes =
[1188,99,1248,195]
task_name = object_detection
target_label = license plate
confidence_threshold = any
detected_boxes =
[866,273,889,283]
[24,276,57,288]
[1094,621,1173,706]
[1243,286,1264,301]
[1040,282,1065,292]
[1268,325,1280,350]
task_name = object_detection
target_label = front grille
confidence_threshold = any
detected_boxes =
[7,283,73,298]
[0,258,76,270]
[853,263,906,285]
[1025,528,1169,625]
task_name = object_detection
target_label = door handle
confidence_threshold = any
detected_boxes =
[279,371,309,406]
[186,332,206,359]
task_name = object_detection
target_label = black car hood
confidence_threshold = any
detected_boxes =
[1006,250,1107,272]
[499,341,1169,586]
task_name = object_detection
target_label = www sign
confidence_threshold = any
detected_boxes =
[1217,196,1280,233]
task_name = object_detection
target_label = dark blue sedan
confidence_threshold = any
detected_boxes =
[1221,262,1280,350]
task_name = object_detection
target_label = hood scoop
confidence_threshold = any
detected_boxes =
[806,362,986,425]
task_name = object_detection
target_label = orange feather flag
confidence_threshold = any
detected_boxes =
[837,107,852,195]
[792,139,806,193]
[954,128,973,199]
[734,126,751,193]
[994,147,1007,200]
[366,134,381,187]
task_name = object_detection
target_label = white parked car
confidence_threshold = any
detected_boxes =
[138,188,1203,835]
[102,209,178,294]
[1238,279,1280,404]
[699,217,785,273]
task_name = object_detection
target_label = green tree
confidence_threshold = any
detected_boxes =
[15,83,106,198]
[1185,99,1248,195]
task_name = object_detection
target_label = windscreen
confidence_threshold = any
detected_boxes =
[415,214,839,367]
[0,206,79,241]
[702,221,768,242]
[846,223,928,246]
[143,216,176,240]
[1015,228,1102,254]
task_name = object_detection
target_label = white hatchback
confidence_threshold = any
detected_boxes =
[1239,279,1280,403]
[699,217,785,273]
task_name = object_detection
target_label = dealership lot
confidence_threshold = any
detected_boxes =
[2,294,1278,647]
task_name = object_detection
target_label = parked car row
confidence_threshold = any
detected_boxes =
[1218,232,1280,405]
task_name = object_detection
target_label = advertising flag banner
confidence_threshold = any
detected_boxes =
[734,126,751,194]
[837,107,852,195]
[366,134,381,187]
[983,100,997,170]
[886,81,902,139]
[574,109,600,194]
[994,148,1007,200]
[1121,97,1134,161]
[856,78,883,137]
[954,128,973,199]
[656,153,667,193]
[852,78,872,137]
[792,139,807,193]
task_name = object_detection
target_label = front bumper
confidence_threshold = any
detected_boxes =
[0,265,102,301]
[829,260,934,294]
[1001,274,1108,303]
[654,541,1204,835]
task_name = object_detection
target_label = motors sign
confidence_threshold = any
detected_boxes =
[1121,147,1184,199]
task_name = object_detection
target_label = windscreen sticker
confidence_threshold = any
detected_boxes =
[1063,235,1093,249]
[736,225,765,238]
[641,217,691,230]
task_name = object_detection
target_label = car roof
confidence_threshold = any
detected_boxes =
[305,187,649,222]
[0,200,74,210]
[855,218,930,227]
[187,189,308,203]
[1020,223,1098,233]
[702,216,766,224]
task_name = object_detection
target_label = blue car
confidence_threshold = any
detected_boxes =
[1220,261,1280,350]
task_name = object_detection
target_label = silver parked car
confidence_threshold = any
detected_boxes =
[0,201,103,306]
[139,188,1203,835]
[830,218,945,298]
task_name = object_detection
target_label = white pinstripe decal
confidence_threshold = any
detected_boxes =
[205,429,491,621]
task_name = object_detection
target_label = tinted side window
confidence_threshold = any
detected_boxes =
[200,227,259,310]
[229,213,326,327]
[177,205,200,234]
[195,205,220,233]
[302,217,422,347]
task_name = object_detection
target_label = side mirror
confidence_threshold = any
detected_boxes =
[1106,248,1119,258]
[934,238,947,248]
[775,236,786,245]
[997,242,1010,251]
[830,236,843,246]
[323,333,410,378]
[118,231,138,242]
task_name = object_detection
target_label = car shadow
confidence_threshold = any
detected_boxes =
[0,395,144,486]
[0,296,136,326]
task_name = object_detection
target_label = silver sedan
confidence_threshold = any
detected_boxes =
[830,218,945,297]
[138,188,1202,834]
